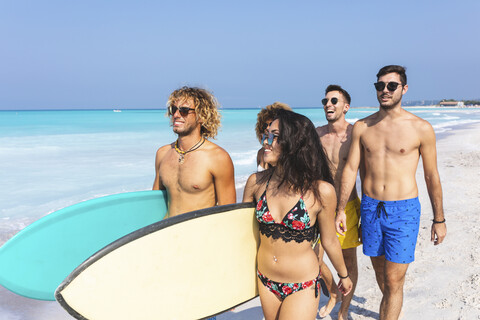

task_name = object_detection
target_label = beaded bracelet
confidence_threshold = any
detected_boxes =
[337,273,349,279]
[432,219,446,224]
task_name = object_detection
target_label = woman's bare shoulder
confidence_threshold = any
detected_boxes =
[317,180,337,206]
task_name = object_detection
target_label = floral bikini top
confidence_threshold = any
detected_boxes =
[255,179,317,243]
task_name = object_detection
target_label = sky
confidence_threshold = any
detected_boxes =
[1,0,479,110]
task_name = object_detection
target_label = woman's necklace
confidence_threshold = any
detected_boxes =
[174,137,205,164]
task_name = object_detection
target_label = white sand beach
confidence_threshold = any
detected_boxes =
[1,122,479,320]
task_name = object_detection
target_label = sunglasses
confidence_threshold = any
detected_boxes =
[374,81,402,92]
[321,97,340,106]
[261,132,279,145]
[262,121,273,132]
[168,105,195,117]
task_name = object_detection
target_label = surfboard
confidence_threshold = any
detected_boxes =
[55,202,258,320]
[0,190,168,301]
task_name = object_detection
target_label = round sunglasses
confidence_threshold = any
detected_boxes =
[321,97,341,106]
[261,121,273,132]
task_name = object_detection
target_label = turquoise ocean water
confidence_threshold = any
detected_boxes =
[1,107,480,242]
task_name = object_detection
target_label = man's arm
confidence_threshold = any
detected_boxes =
[152,146,168,190]
[335,122,363,235]
[256,148,263,168]
[212,150,236,205]
[318,181,352,295]
[419,122,446,245]
[242,173,257,203]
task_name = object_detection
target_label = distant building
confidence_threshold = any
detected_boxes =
[438,101,464,107]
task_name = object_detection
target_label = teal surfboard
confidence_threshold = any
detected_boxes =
[0,190,168,301]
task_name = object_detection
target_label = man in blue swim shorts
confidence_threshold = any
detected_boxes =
[335,65,447,320]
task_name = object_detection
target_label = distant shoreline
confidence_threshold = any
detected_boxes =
[1,106,479,112]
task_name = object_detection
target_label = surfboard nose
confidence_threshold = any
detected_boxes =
[55,203,258,320]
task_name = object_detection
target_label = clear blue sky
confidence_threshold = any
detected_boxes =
[1,0,479,110]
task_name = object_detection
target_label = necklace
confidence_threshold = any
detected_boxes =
[174,137,205,164]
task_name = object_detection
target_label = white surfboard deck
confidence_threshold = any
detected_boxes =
[56,203,258,320]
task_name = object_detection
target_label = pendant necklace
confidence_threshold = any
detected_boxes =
[174,137,205,164]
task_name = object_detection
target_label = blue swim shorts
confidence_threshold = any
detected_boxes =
[361,195,421,264]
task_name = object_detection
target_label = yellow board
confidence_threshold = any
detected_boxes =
[56,203,258,320]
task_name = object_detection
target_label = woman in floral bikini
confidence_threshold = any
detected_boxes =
[243,110,352,319]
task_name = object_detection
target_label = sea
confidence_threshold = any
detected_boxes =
[1,107,480,244]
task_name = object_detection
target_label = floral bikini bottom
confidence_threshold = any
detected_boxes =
[257,269,322,300]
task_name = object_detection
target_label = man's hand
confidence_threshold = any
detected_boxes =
[431,222,446,245]
[338,277,353,296]
[335,210,347,236]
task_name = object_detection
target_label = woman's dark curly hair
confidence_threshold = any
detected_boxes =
[254,102,291,142]
[260,109,334,203]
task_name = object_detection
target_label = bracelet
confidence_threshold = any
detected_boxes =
[337,273,349,279]
[432,219,446,224]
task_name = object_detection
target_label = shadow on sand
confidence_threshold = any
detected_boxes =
[316,294,379,319]
[217,306,264,320]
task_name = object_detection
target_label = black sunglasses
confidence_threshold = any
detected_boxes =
[262,121,273,132]
[321,97,339,106]
[168,105,195,117]
[374,81,402,92]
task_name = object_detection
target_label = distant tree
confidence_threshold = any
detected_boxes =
[463,100,480,105]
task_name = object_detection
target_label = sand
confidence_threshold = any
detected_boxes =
[1,122,479,320]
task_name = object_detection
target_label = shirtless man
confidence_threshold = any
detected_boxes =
[336,65,447,320]
[316,85,361,320]
[153,86,236,218]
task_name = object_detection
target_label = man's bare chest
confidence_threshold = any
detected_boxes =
[361,126,420,157]
[159,151,213,193]
[321,135,350,168]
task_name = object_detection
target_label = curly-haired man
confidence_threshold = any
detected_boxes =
[153,86,236,218]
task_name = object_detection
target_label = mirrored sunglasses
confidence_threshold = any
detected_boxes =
[261,132,279,145]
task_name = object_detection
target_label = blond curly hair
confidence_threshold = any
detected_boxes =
[255,102,292,142]
[166,86,221,139]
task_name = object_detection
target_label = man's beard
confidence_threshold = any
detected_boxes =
[379,94,402,110]
[173,122,201,137]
